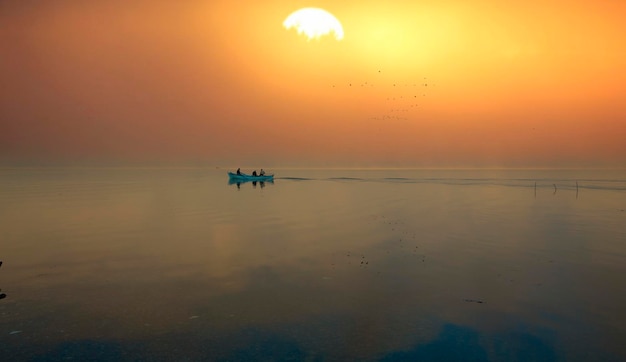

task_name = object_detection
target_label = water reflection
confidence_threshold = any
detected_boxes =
[21,322,560,361]
[228,179,274,189]
[380,324,557,362]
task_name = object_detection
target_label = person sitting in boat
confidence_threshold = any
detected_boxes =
[260,169,265,176]
[252,170,258,176]
[236,168,241,175]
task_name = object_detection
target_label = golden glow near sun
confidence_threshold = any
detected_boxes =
[283,7,344,41]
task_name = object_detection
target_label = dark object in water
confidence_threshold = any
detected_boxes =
[0,260,4,300]
[463,299,484,304]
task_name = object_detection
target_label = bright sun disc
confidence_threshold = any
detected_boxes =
[283,8,344,41]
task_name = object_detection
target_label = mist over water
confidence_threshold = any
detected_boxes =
[1,167,625,361]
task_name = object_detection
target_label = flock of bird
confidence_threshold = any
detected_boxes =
[330,70,434,121]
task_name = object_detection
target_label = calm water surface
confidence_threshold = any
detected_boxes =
[1,168,625,361]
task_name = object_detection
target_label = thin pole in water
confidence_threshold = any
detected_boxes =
[534,181,537,198]
[553,183,557,195]
[576,181,579,199]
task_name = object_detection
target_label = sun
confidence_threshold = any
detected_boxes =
[283,8,344,41]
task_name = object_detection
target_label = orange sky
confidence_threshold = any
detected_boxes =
[1,0,625,167]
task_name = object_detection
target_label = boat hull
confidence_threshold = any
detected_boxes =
[228,172,274,182]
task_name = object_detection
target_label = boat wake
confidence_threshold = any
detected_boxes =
[274,175,626,192]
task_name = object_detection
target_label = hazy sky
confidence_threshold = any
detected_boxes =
[2,0,625,167]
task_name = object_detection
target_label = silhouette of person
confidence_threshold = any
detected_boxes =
[236,168,241,175]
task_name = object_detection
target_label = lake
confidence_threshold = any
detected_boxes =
[1,167,625,361]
